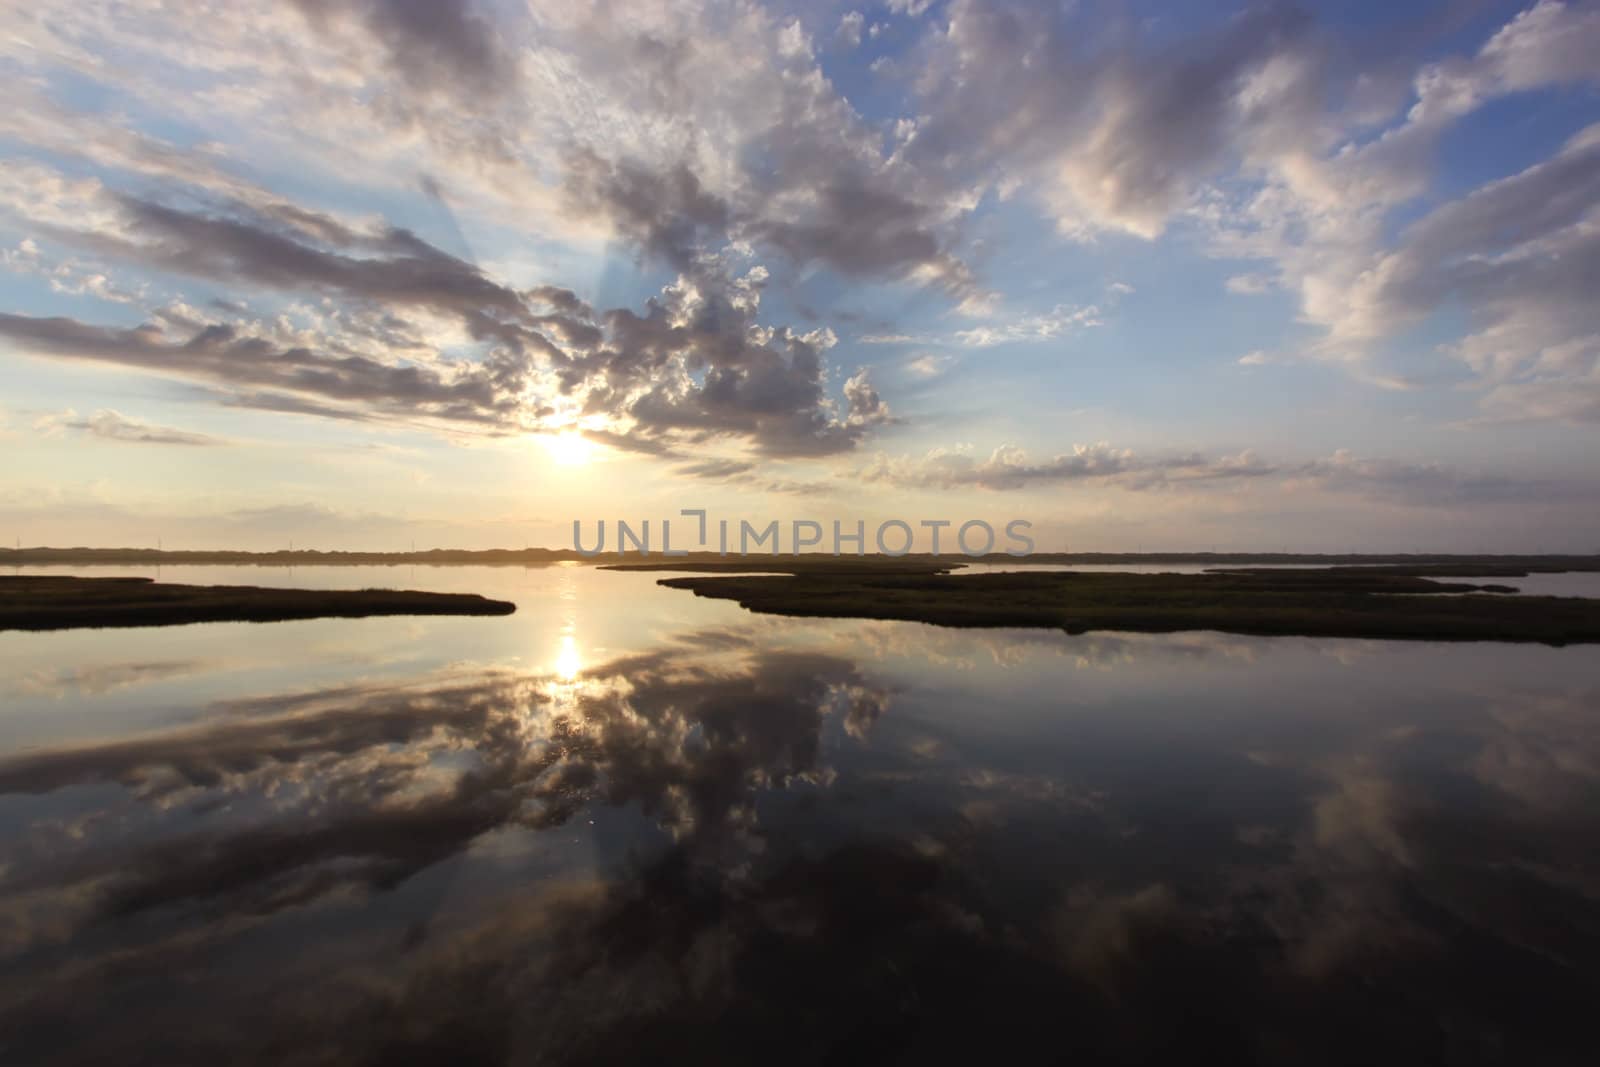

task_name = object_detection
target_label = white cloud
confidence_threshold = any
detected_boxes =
[835,11,864,49]
[37,409,222,446]
[952,304,1102,347]
[904,352,952,377]
[1226,274,1272,295]
[1192,0,1600,423]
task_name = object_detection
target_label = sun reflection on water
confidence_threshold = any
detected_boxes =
[554,633,582,682]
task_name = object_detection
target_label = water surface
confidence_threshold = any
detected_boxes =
[2,564,1598,1064]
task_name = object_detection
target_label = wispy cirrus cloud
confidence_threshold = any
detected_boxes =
[860,301,1108,348]
[862,443,1275,492]
[38,409,223,446]
[861,442,1586,507]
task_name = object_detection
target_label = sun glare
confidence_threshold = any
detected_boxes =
[541,430,596,467]
[554,633,583,682]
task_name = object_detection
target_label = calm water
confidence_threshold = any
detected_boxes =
[3,565,1599,1064]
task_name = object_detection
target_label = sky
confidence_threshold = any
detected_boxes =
[1,0,1598,552]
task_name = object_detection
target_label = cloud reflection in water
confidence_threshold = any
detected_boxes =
[0,624,1598,1064]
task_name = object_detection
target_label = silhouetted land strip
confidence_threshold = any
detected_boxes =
[1208,564,1585,577]
[601,558,957,575]
[658,570,1600,644]
[0,576,516,631]
[4,546,1598,571]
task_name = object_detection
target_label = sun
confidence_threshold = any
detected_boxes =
[540,430,596,467]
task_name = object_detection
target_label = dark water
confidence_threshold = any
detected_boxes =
[2,565,1598,1064]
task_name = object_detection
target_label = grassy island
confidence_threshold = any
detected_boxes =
[657,568,1600,645]
[0,576,516,631]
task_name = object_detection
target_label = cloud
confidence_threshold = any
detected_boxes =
[1284,449,1564,507]
[1226,274,1273,295]
[666,456,832,495]
[904,352,953,377]
[836,11,864,49]
[0,312,534,431]
[862,443,1277,492]
[90,192,535,333]
[289,0,511,99]
[4,0,1593,357]
[861,441,1587,507]
[1380,127,1599,421]
[522,3,986,303]
[40,408,222,446]
[1,0,1597,514]
[1406,0,1600,126]
[1191,0,1600,416]
[562,154,733,274]
[563,266,894,456]
[672,457,756,481]
[0,182,896,455]
[4,659,207,700]
[1,0,986,313]
[904,0,1324,239]
[860,299,1109,348]
[842,369,889,425]
[952,304,1103,347]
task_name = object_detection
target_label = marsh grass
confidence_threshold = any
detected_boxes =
[659,569,1600,645]
[0,576,516,631]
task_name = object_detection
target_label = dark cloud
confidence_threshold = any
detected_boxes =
[564,154,733,273]
[11,190,893,455]
[527,285,595,320]
[747,175,982,300]
[558,266,892,457]
[545,13,985,305]
[107,196,533,328]
[0,313,528,430]
[562,152,982,303]
[290,0,511,98]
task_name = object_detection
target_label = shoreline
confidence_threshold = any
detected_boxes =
[5,547,1599,573]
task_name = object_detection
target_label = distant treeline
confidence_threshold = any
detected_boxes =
[3,547,1599,571]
